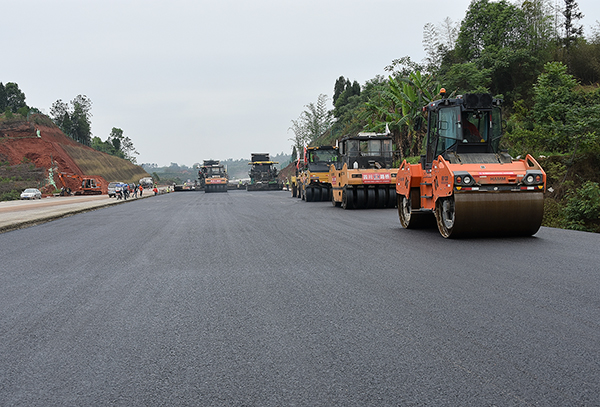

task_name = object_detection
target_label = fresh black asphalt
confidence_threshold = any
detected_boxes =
[0,190,598,406]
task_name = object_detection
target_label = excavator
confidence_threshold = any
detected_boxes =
[57,172,103,195]
[396,91,546,238]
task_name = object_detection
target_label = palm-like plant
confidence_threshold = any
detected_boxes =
[361,71,441,159]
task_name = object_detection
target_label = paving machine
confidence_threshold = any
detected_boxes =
[330,133,398,209]
[299,146,339,202]
[199,160,228,193]
[246,153,283,191]
[396,91,546,238]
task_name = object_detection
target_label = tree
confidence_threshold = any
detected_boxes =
[450,0,546,102]
[0,83,6,112]
[106,127,139,163]
[563,0,584,51]
[532,61,600,154]
[49,100,72,135]
[333,76,348,106]
[50,95,93,145]
[4,82,28,113]
[333,78,361,118]
[363,72,441,158]
[289,94,333,153]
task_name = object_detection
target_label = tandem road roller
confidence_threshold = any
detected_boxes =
[396,91,546,238]
[330,133,398,209]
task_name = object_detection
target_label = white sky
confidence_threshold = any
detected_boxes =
[3,0,599,166]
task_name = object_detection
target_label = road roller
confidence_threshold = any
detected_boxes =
[396,91,546,238]
[299,146,339,202]
[330,133,398,209]
[199,160,228,193]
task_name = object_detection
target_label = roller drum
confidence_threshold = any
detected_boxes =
[436,192,544,238]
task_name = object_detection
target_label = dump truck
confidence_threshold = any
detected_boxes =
[330,133,398,209]
[246,153,283,191]
[198,160,228,193]
[396,91,546,238]
[299,146,339,202]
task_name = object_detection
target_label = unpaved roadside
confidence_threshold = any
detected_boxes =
[0,189,167,233]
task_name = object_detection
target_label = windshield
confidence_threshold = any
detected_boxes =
[346,139,392,158]
[308,149,337,163]
[206,167,225,177]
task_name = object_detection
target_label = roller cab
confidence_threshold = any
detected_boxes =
[330,133,398,209]
[396,92,546,238]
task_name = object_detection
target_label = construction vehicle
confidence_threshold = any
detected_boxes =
[198,160,228,193]
[330,133,398,209]
[57,172,103,195]
[396,91,545,238]
[290,157,303,198]
[139,177,154,188]
[246,153,283,191]
[299,146,339,202]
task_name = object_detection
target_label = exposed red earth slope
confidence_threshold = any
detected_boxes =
[0,117,149,195]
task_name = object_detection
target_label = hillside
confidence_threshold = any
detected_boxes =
[0,115,149,196]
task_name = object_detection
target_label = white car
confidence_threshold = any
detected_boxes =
[20,188,42,200]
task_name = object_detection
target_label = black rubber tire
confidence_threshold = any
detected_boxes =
[366,188,376,209]
[355,188,366,209]
[342,187,355,209]
[387,187,397,208]
[305,187,314,202]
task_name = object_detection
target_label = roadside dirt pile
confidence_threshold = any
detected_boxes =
[0,116,149,195]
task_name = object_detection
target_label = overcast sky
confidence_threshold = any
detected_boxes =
[3,0,599,166]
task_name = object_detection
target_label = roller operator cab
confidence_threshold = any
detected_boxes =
[396,92,546,238]
[330,133,398,209]
[299,146,339,202]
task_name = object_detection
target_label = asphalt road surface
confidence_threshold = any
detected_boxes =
[1,190,598,406]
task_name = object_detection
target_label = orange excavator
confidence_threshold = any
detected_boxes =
[57,172,103,195]
[396,91,545,238]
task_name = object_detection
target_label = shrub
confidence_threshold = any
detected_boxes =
[563,181,600,232]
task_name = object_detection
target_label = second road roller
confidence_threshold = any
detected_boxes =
[396,91,546,238]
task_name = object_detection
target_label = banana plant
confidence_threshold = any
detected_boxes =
[361,71,441,159]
